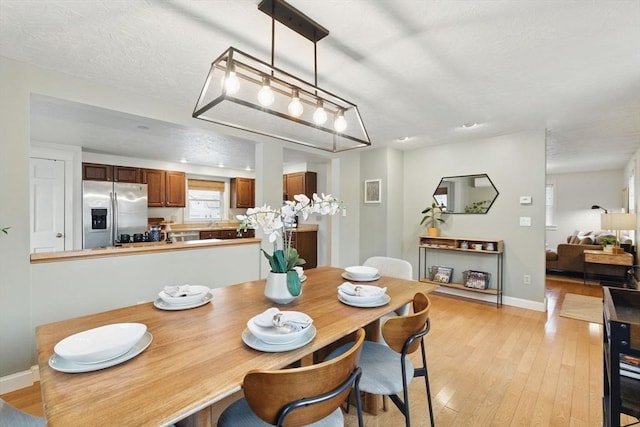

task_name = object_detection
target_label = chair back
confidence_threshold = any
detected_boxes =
[381,292,431,354]
[243,328,365,426]
[363,256,412,280]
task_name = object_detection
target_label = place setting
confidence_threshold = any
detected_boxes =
[48,323,152,373]
[341,265,381,282]
[242,307,316,352]
[337,266,390,307]
[154,284,213,310]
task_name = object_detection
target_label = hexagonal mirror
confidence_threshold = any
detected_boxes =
[432,174,499,214]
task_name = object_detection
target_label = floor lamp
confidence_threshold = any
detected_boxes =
[601,213,637,254]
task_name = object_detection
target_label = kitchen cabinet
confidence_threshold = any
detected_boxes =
[82,163,142,183]
[230,178,255,209]
[200,229,255,240]
[283,172,316,201]
[291,229,317,269]
[143,169,185,207]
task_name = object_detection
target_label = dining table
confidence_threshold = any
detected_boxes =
[36,266,438,426]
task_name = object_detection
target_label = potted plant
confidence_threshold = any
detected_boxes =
[420,203,446,237]
[600,235,617,254]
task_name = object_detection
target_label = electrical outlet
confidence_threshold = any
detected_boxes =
[523,274,531,285]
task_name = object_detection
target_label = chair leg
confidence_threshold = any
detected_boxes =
[419,340,435,427]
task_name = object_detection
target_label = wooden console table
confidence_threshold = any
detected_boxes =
[583,250,633,286]
[418,236,503,307]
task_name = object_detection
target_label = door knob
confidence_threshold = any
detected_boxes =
[56,233,63,238]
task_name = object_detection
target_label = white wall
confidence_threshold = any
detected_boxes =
[402,131,547,307]
[546,170,624,250]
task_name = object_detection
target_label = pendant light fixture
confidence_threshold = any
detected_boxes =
[192,0,371,152]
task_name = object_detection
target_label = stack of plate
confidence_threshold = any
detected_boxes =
[49,323,152,373]
[337,282,390,307]
[341,265,381,282]
[243,310,316,352]
[154,285,212,310]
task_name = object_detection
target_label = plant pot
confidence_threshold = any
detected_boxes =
[427,227,440,237]
[264,272,300,304]
[603,245,614,254]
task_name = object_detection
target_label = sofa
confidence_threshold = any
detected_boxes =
[546,231,632,276]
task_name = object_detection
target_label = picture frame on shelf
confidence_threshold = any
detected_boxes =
[364,179,382,203]
[463,270,490,289]
[430,265,453,283]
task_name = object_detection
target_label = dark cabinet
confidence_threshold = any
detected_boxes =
[291,229,317,269]
[284,172,316,201]
[230,178,255,208]
[143,169,185,207]
[83,163,142,183]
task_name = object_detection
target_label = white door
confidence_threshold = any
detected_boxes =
[30,158,65,253]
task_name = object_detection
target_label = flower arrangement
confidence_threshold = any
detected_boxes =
[237,193,345,296]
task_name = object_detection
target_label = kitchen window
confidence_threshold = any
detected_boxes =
[187,179,224,221]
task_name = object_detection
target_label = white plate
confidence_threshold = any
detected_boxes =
[341,272,381,282]
[242,325,316,352]
[300,275,307,283]
[158,285,210,305]
[337,288,386,304]
[49,332,153,373]
[247,311,313,345]
[54,323,147,364]
[338,293,391,308]
[153,292,213,310]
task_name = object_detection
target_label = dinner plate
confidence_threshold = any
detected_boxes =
[338,293,391,308]
[337,288,386,304]
[49,332,153,373]
[300,275,307,283]
[341,272,381,282]
[242,325,316,352]
[153,292,213,310]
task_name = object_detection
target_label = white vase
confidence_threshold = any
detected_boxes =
[264,272,300,304]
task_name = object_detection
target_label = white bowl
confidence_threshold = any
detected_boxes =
[158,285,210,305]
[54,323,147,364]
[247,311,312,345]
[345,265,379,279]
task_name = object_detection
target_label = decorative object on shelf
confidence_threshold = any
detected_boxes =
[237,193,345,303]
[364,179,381,203]
[463,270,491,289]
[192,0,370,153]
[420,203,446,237]
[460,241,469,249]
[486,242,495,251]
[430,266,453,283]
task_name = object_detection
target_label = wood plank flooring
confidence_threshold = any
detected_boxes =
[2,278,637,426]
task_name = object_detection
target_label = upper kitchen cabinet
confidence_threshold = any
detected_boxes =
[230,178,255,209]
[284,172,317,201]
[143,169,186,207]
[82,163,142,183]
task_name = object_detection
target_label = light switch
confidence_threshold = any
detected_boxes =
[519,216,532,226]
[519,196,532,205]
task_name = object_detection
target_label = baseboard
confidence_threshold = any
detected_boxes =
[0,366,39,395]
[433,287,546,312]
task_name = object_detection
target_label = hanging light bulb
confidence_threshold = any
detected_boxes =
[288,90,304,117]
[222,68,240,95]
[334,109,347,132]
[312,100,327,125]
[257,76,275,107]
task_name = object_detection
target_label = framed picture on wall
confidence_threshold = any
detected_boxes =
[364,179,382,203]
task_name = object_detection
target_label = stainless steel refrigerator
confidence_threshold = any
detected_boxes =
[82,181,148,249]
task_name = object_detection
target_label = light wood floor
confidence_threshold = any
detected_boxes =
[3,278,637,426]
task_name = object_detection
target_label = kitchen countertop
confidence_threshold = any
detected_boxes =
[166,223,319,233]
[30,237,261,263]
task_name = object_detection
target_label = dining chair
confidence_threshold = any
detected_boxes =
[363,256,412,315]
[217,328,366,427]
[326,292,434,427]
[0,398,44,426]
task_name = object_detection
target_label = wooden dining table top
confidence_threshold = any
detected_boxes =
[36,266,438,426]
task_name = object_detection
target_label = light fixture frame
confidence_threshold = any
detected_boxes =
[192,0,371,153]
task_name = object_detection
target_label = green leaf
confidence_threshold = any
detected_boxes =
[287,270,301,296]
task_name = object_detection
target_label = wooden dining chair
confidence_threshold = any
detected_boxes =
[217,328,366,427]
[0,398,44,426]
[327,292,435,427]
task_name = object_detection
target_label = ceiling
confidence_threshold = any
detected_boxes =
[1,0,639,174]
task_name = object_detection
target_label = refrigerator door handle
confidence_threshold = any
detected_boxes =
[113,192,119,245]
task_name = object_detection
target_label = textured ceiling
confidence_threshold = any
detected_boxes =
[1,0,639,173]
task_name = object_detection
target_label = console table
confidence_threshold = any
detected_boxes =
[584,250,633,286]
[418,236,504,307]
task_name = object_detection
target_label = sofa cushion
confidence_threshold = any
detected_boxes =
[546,250,558,261]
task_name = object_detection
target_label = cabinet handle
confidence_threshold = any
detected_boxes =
[56,233,63,238]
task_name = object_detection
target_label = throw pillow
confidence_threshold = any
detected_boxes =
[580,237,594,244]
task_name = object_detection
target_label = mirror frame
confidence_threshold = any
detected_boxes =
[432,174,499,214]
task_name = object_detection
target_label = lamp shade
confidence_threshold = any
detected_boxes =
[601,213,637,231]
